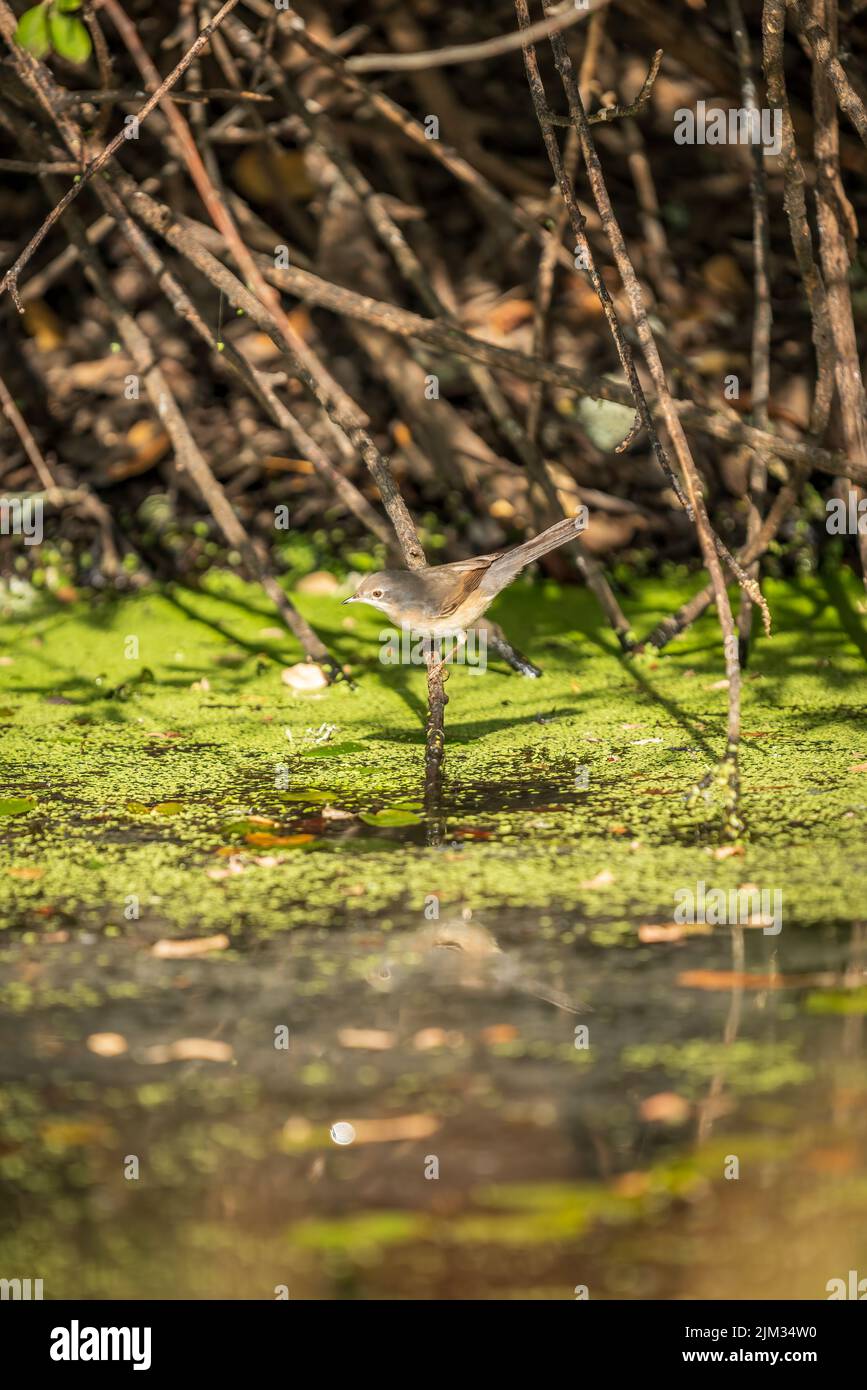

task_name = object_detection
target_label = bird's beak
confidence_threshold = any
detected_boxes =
[342,595,356,605]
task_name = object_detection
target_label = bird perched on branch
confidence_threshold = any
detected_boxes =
[344,512,587,641]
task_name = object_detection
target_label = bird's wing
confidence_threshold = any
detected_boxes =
[425,560,493,618]
[442,552,503,572]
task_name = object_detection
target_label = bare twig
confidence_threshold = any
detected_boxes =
[522,0,754,827]
[762,0,835,438]
[0,368,120,573]
[800,0,867,582]
[0,0,242,310]
[344,1,601,73]
[545,48,663,125]
[0,28,340,672]
[727,0,773,662]
[792,0,867,146]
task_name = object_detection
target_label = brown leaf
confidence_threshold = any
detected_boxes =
[480,1024,520,1045]
[640,1092,690,1124]
[677,970,826,991]
[639,922,711,943]
[86,1032,128,1057]
[337,1028,395,1051]
[243,832,314,847]
[151,934,230,959]
[145,1038,233,1064]
[329,1114,440,1145]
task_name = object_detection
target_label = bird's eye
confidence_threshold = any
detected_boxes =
[371,589,383,598]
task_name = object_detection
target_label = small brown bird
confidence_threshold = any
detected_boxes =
[343,513,585,637]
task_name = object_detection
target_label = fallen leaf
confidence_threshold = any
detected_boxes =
[481,1024,520,1045]
[282,663,328,692]
[6,866,43,880]
[151,934,230,958]
[640,1092,690,1124]
[243,832,314,847]
[145,1038,234,1064]
[22,298,65,350]
[702,253,749,298]
[485,297,534,335]
[337,1028,396,1050]
[639,922,711,943]
[360,809,422,828]
[322,1114,440,1145]
[805,1146,857,1175]
[711,844,745,860]
[677,970,828,991]
[233,147,314,204]
[86,1032,128,1057]
[107,418,170,480]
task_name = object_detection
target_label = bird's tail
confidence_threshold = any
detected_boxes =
[488,512,586,585]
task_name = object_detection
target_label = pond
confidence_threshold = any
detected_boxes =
[1,570,866,1299]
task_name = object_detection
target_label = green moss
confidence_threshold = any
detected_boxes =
[0,568,865,935]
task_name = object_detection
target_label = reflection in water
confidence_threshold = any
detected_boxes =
[366,912,581,1013]
[2,906,867,1299]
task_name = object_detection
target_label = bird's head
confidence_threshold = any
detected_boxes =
[342,571,405,622]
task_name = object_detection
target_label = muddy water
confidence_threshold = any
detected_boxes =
[1,896,865,1299]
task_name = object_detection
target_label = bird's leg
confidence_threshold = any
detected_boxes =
[424,635,450,682]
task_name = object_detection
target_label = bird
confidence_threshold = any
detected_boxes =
[343,512,586,640]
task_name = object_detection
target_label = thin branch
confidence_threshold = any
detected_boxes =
[526,0,752,826]
[343,1,602,73]
[0,44,339,673]
[0,0,242,310]
[545,48,663,125]
[727,0,773,661]
[791,0,867,146]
